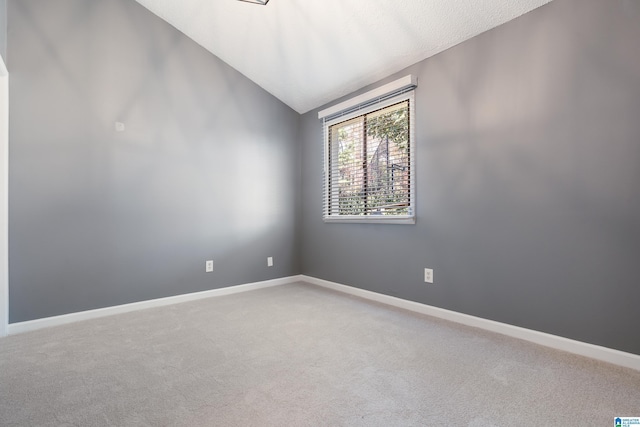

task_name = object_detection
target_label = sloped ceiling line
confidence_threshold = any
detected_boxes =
[135,0,553,114]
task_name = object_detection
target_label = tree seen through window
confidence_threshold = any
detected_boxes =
[329,100,410,216]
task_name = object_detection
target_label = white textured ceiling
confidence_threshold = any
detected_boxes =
[134,0,552,114]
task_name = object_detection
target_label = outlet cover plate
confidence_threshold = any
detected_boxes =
[424,268,433,283]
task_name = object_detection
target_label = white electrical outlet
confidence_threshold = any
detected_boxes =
[267,257,273,267]
[205,260,213,273]
[424,268,433,284]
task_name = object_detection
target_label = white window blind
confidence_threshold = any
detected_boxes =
[321,76,416,224]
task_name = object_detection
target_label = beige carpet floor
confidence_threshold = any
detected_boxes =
[0,281,639,426]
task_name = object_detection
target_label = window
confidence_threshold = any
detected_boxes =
[319,76,416,224]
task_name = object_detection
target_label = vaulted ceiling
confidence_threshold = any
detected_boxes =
[135,0,553,114]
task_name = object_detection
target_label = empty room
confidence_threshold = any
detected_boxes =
[1,0,639,425]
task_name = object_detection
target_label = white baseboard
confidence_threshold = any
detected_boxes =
[7,273,639,372]
[300,275,640,372]
[7,275,303,335]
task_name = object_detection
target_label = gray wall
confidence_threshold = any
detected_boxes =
[8,0,300,322]
[300,0,640,355]
[7,0,640,356]
[0,0,6,59]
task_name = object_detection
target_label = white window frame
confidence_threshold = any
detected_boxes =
[319,76,417,224]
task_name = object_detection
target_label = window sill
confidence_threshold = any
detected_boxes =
[323,216,415,225]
